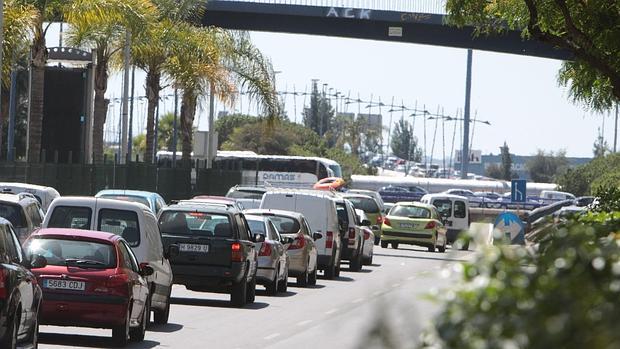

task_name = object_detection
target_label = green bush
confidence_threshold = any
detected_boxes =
[420,212,620,349]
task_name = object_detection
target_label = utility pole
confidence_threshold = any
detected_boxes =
[461,49,473,179]
[207,82,215,168]
[120,29,131,163]
[0,0,4,139]
[127,65,135,160]
[614,103,618,153]
[7,68,17,161]
[172,88,178,167]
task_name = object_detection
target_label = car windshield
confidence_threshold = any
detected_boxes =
[433,199,453,217]
[390,205,431,219]
[159,211,232,237]
[100,195,151,208]
[0,203,26,228]
[26,238,116,268]
[47,206,92,230]
[246,218,267,236]
[265,215,300,234]
[345,196,380,213]
[227,190,265,200]
[98,209,140,247]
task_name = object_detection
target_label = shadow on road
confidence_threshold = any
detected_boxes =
[147,322,183,333]
[39,332,160,348]
[171,297,269,309]
[255,289,298,298]
[374,252,468,263]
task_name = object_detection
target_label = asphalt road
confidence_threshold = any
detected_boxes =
[38,246,474,349]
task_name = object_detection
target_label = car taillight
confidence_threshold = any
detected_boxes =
[383,217,391,227]
[289,234,306,250]
[425,221,436,229]
[259,243,272,256]
[364,231,370,240]
[106,273,130,288]
[0,269,6,299]
[376,215,383,224]
[231,242,244,262]
[348,227,356,239]
[326,231,334,249]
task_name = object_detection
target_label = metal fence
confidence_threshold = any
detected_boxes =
[213,0,448,14]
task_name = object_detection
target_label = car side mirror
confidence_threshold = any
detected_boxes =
[140,264,154,277]
[29,254,47,269]
[361,219,372,227]
[313,232,323,241]
[253,234,265,243]
[167,244,180,259]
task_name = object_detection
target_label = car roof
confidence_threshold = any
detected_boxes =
[0,193,38,206]
[96,189,160,198]
[244,214,269,222]
[0,182,58,192]
[421,193,469,201]
[230,186,268,192]
[163,203,236,214]
[31,228,120,243]
[51,196,152,212]
[391,201,437,210]
[244,208,305,220]
[192,196,236,202]
[264,188,339,198]
[340,193,375,200]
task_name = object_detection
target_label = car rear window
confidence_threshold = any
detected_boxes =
[246,218,267,236]
[264,215,300,234]
[26,238,116,268]
[390,205,431,219]
[47,206,92,230]
[100,195,151,209]
[345,197,380,213]
[227,190,265,200]
[0,203,27,228]
[159,211,232,237]
[97,209,140,247]
[433,200,453,217]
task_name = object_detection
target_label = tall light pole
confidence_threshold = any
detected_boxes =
[614,103,618,153]
[0,0,4,136]
[461,49,473,179]
[120,29,131,164]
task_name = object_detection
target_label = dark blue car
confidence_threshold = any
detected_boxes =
[378,185,428,203]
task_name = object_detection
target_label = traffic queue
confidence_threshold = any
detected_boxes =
[0,182,467,348]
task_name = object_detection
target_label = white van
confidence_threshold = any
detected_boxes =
[42,197,173,324]
[420,194,470,250]
[260,190,342,279]
[0,182,60,213]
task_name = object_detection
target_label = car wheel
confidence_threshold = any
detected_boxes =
[461,241,470,251]
[297,261,309,287]
[154,288,172,325]
[130,296,149,342]
[112,306,131,347]
[246,276,256,303]
[391,243,399,249]
[334,258,341,278]
[1,309,19,349]
[374,236,380,245]
[428,245,436,252]
[231,276,248,307]
[308,265,318,286]
[265,269,279,296]
[350,251,362,272]
[277,268,288,293]
[27,309,40,348]
[381,241,388,248]
[369,253,374,265]
[324,261,336,280]
[438,243,446,253]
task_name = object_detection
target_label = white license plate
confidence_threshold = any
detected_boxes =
[179,243,210,253]
[44,279,86,291]
[399,223,413,228]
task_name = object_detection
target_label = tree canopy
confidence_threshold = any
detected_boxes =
[446,0,620,110]
[390,119,422,162]
[526,149,569,183]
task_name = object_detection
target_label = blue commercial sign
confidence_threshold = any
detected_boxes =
[493,212,525,244]
[511,179,527,203]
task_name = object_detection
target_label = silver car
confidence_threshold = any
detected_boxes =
[356,210,375,265]
[245,215,290,295]
[245,209,319,287]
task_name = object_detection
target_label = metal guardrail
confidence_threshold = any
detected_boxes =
[212,0,448,15]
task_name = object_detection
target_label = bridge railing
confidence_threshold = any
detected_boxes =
[212,0,448,15]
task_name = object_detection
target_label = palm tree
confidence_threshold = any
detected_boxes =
[18,0,66,162]
[0,1,36,155]
[132,0,205,163]
[167,26,280,162]
[64,0,156,163]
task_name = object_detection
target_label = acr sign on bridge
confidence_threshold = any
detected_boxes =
[326,7,372,19]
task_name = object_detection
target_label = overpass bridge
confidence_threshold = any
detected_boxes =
[203,0,572,60]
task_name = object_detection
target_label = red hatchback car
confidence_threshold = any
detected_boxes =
[24,228,153,347]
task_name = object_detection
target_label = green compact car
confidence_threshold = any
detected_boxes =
[341,193,384,245]
[380,202,447,252]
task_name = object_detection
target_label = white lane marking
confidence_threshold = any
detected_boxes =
[352,298,364,304]
[392,283,401,288]
[324,308,338,315]
[264,333,281,340]
[297,320,313,326]
[372,291,382,297]
[400,262,406,266]
[407,276,415,280]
